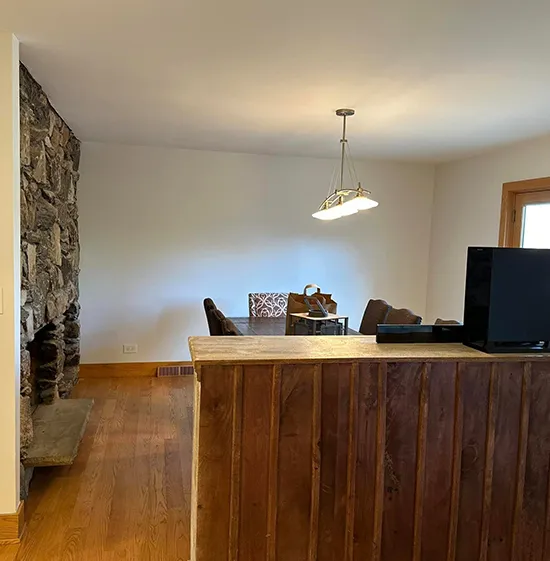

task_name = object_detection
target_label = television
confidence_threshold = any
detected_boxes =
[463,247,550,353]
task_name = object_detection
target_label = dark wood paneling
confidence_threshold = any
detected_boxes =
[353,363,381,560]
[382,362,423,561]
[488,363,523,561]
[446,364,464,561]
[455,362,492,561]
[195,365,236,561]
[413,365,429,561]
[344,364,358,561]
[318,363,352,561]
[238,366,273,561]
[480,365,499,561]
[511,363,530,560]
[276,364,315,560]
[520,363,550,561]
[267,366,281,561]
[229,367,243,561]
[193,358,550,561]
[420,362,457,561]
[309,365,322,561]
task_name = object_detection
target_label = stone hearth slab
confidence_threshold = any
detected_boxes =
[23,399,94,467]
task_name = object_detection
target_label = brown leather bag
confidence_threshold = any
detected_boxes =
[285,284,338,334]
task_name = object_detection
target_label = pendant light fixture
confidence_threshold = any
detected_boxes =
[312,109,378,220]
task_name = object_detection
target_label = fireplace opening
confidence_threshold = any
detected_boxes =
[26,303,82,407]
[27,320,65,406]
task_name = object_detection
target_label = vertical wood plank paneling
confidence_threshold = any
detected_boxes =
[195,366,236,561]
[194,357,550,561]
[238,365,274,561]
[382,362,423,561]
[510,363,530,561]
[420,363,457,561]
[487,363,523,561]
[191,376,201,561]
[455,363,492,561]
[373,362,387,561]
[266,366,281,561]
[446,364,464,561]
[479,364,499,561]
[317,363,352,561]
[544,467,550,561]
[412,364,430,561]
[308,365,322,561]
[352,362,382,561]
[344,363,359,561]
[229,367,243,561]
[519,362,550,561]
[276,364,315,561]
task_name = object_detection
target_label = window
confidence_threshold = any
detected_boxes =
[499,178,550,248]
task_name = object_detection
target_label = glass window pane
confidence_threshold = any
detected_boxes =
[521,203,550,248]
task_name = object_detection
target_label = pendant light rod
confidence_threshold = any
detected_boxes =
[312,108,378,221]
[335,108,355,192]
[340,117,346,191]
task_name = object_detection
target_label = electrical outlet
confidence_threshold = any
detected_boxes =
[123,344,138,354]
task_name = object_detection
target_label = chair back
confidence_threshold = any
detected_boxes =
[435,318,461,325]
[209,309,241,336]
[203,298,221,335]
[203,298,216,313]
[207,307,225,336]
[359,299,391,335]
[248,292,288,318]
[385,307,422,325]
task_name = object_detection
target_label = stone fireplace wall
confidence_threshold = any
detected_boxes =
[19,64,82,459]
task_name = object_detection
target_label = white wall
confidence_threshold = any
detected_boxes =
[0,33,20,514]
[79,142,434,363]
[427,134,550,322]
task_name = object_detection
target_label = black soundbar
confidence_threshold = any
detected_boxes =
[376,324,464,344]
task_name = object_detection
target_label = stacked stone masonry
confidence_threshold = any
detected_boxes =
[19,64,82,496]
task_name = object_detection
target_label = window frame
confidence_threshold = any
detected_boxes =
[498,177,550,247]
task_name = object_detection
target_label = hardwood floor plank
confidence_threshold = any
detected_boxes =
[0,376,193,561]
[0,544,19,561]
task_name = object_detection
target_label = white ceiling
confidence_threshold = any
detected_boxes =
[3,0,550,162]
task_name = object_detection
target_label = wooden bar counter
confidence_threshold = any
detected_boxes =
[189,335,550,561]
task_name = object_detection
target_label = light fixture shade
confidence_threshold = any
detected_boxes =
[312,201,358,220]
[338,203,359,217]
[312,207,339,220]
[341,194,379,212]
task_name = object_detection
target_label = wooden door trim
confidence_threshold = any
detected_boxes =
[498,177,550,247]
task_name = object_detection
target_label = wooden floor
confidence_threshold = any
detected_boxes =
[0,376,194,561]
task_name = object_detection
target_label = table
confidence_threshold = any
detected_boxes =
[229,316,360,336]
[290,312,349,335]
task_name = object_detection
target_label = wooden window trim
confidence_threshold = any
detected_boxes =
[498,176,550,247]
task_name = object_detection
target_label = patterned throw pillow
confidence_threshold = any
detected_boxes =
[248,292,289,318]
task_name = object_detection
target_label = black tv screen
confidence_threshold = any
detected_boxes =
[464,247,550,351]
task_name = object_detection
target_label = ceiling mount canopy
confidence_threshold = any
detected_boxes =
[312,109,378,221]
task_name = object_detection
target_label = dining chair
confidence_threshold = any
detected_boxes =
[204,300,224,336]
[385,307,422,325]
[435,318,461,325]
[359,299,392,335]
[248,292,289,318]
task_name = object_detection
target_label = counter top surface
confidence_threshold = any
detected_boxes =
[188,336,550,365]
